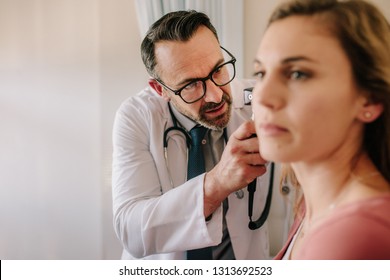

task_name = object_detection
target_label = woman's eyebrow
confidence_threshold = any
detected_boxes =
[254,55,317,66]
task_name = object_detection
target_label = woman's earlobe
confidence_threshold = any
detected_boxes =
[358,103,384,123]
[363,111,373,119]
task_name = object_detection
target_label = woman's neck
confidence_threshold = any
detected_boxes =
[291,152,385,225]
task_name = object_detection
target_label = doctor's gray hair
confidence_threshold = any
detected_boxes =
[141,10,219,79]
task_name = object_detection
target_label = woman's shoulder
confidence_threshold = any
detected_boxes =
[296,194,390,259]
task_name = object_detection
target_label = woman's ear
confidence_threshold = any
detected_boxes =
[357,101,384,123]
[148,79,171,101]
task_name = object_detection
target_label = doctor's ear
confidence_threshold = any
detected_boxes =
[148,79,171,101]
[357,101,384,123]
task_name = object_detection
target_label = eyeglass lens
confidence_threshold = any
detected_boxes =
[180,62,235,103]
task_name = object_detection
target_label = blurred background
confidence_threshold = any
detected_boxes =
[1,0,389,259]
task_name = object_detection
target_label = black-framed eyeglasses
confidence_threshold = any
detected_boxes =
[155,46,236,104]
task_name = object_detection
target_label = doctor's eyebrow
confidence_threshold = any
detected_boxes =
[175,57,225,87]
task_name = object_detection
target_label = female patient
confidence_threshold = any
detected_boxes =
[252,0,390,259]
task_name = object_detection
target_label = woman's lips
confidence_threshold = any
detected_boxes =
[259,123,288,137]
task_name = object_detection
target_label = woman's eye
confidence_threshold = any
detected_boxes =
[253,71,265,80]
[289,70,308,80]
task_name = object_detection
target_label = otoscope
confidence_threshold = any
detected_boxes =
[244,87,275,230]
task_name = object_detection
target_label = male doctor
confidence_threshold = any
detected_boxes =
[112,10,290,260]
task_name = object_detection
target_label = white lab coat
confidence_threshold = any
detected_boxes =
[112,79,292,259]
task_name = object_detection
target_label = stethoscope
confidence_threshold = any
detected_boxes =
[163,102,274,230]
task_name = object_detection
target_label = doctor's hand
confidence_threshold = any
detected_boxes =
[203,121,267,217]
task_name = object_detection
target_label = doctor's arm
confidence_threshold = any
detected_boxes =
[111,101,223,258]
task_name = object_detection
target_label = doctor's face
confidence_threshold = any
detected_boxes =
[154,26,233,130]
[252,15,369,164]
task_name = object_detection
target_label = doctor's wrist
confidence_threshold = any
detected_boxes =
[203,171,227,217]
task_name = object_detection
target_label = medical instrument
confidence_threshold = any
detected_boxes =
[247,162,275,230]
[245,87,274,230]
[163,103,191,187]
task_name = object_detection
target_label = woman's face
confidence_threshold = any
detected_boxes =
[252,15,370,165]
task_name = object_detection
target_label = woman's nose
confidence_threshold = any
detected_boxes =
[252,76,285,110]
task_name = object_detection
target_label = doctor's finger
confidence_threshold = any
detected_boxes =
[231,121,256,141]
[244,137,260,153]
[245,153,268,166]
[245,164,267,182]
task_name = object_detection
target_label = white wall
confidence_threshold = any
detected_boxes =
[0,0,101,259]
[0,0,147,259]
[243,0,285,78]
[99,0,148,259]
[1,0,389,260]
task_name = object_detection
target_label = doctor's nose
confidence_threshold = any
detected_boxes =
[203,79,223,104]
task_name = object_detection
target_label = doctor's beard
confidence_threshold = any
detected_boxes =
[197,92,232,130]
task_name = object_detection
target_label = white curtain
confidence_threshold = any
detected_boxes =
[134,0,244,78]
